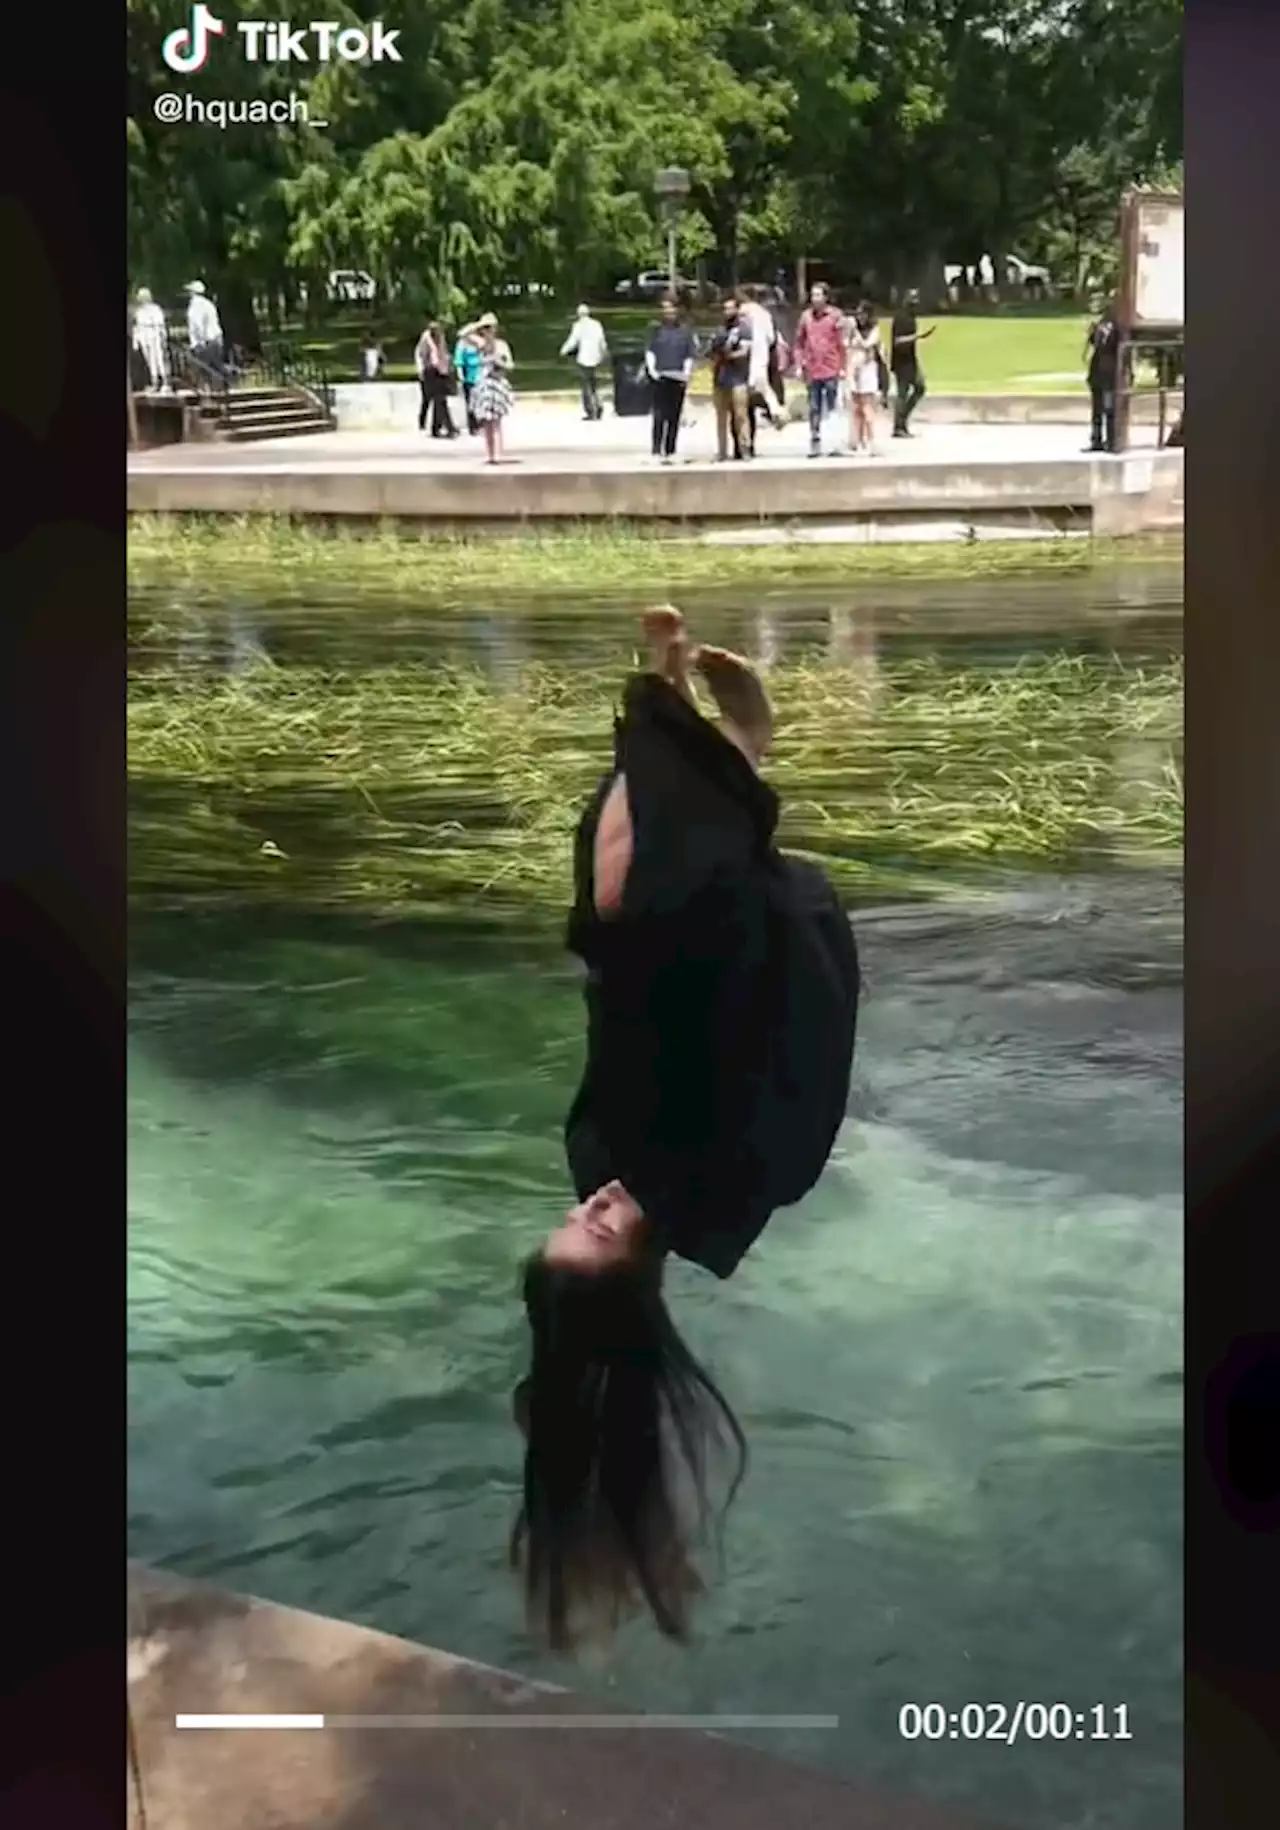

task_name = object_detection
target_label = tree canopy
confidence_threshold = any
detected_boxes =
[128,0,1181,323]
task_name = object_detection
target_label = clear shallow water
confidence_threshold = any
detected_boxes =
[128,564,1182,1830]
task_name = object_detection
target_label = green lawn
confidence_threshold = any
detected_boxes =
[292,302,1094,397]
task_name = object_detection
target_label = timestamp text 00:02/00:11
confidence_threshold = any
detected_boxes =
[898,1703,1133,1743]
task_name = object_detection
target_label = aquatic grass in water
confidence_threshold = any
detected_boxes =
[128,515,1182,602]
[128,652,1183,917]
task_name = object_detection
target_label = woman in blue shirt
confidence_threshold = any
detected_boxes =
[453,330,483,434]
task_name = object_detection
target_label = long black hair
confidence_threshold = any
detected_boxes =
[511,1251,747,1650]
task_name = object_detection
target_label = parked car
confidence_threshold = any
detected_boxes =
[615,270,696,301]
[327,268,376,304]
[944,254,1052,297]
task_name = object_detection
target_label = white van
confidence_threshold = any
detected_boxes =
[944,254,1051,296]
[327,269,377,304]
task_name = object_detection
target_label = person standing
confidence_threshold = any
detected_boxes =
[454,330,482,434]
[414,321,459,437]
[461,311,515,464]
[131,287,170,393]
[740,285,784,434]
[793,282,845,457]
[890,287,934,438]
[643,296,697,463]
[560,303,609,421]
[183,280,225,381]
[1084,299,1121,453]
[845,302,884,455]
[708,295,754,461]
[360,331,385,382]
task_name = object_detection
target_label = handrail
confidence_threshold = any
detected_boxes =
[131,320,335,428]
[1114,330,1184,451]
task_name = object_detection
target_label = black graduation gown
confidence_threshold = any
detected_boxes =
[563,673,860,1279]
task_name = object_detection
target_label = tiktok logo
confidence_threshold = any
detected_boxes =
[162,5,225,73]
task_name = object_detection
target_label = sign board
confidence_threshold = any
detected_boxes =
[1118,190,1183,330]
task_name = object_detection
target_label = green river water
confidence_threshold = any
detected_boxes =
[128,560,1182,1830]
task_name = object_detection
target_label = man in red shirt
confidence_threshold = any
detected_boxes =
[793,282,846,457]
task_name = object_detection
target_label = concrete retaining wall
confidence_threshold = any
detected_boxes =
[127,450,1182,537]
[333,381,1178,433]
[1090,449,1185,536]
[128,1563,999,1830]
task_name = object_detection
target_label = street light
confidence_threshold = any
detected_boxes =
[654,167,690,299]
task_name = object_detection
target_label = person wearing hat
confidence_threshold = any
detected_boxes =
[184,280,226,381]
[458,311,515,464]
[453,329,483,434]
[559,303,609,421]
[131,287,171,393]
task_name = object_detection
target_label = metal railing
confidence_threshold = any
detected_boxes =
[1115,331,1184,451]
[129,322,335,427]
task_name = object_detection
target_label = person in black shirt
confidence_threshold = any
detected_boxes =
[643,296,697,461]
[889,287,934,437]
[1084,299,1121,452]
[708,296,754,459]
[512,606,860,1651]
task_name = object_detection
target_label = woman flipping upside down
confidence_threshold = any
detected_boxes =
[512,607,861,1649]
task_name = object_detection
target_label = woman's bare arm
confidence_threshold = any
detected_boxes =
[593,772,633,916]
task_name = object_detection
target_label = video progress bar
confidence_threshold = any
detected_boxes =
[175,1713,839,1730]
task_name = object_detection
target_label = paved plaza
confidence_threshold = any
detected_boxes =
[128,397,1161,476]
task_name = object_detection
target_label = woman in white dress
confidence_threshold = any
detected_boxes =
[131,288,170,393]
[740,286,784,431]
[460,311,515,465]
[845,301,883,455]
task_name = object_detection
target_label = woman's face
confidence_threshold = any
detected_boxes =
[542,1181,646,1272]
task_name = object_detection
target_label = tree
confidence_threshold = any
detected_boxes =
[126,0,1183,320]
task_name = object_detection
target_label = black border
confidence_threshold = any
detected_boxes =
[3,5,1279,1828]
[0,14,124,1829]
[1185,3,1280,1827]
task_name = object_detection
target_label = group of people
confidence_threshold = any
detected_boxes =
[129,280,226,391]
[552,288,788,463]
[394,313,516,464]
[791,282,935,458]
[632,281,935,464]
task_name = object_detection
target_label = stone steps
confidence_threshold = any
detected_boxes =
[199,385,334,442]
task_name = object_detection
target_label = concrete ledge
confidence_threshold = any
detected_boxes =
[133,394,205,449]
[127,450,1182,537]
[333,381,1179,432]
[128,1563,1001,1830]
[128,459,1097,520]
[1090,449,1185,536]
[906,393,1178,427]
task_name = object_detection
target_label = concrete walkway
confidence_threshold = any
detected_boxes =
[127,400,1181,539]
[129,1563,1004,1830]
[130,404,1162,475]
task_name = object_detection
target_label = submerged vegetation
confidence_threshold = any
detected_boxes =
[128,516,1182,602]
[128,650,1183,921]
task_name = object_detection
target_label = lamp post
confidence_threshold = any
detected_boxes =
[654,167,690,299]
